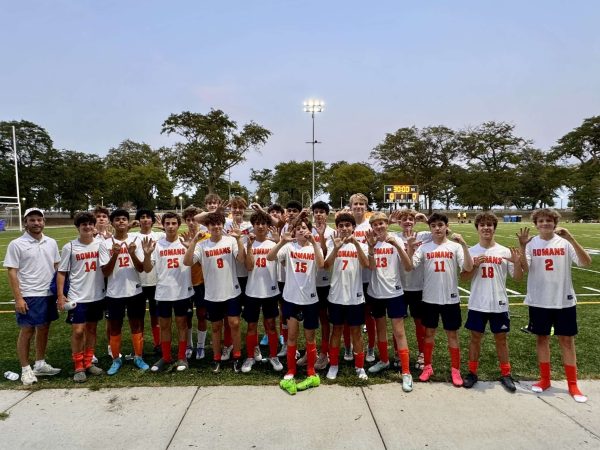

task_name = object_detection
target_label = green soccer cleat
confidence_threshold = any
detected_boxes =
[280,378,297,395]
[296,374,320,391]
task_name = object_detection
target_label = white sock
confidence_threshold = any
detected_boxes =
[197,330,207,348]
[187,328,193,347]
[34,360,45,369]
[21,365,32,372]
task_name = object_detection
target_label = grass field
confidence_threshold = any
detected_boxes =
[0,221,599,389]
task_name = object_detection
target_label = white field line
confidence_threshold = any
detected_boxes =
[583,287,600,293]
[506,288,521,295]
[573,267,600,274]
[458,293,600,299]
[458,287,471,294]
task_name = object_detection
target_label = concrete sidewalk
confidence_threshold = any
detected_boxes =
[0,380,598,449]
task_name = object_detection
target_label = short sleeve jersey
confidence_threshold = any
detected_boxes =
[225,219,253,277]
[151,238,193,301]
[328,241,368,305]
[413,240,465,305]
[137,231,165,287]
[98,235,143,298]
[278,242,319,305]
[58,239,105,303]
[353,220,372,283]
[467,243,514,313]
[313,225,335,287]
[246,239,280,298]
[524,235,580,309]
[193,235,240,302]
[397,231,432,291]
[4,233,60,297]
[367,238,405,299]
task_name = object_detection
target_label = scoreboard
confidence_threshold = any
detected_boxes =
[384,185,419,203]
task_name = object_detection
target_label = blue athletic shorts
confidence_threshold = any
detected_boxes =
[16,296,59,327]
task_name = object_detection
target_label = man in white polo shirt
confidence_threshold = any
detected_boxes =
[4,208,61,385]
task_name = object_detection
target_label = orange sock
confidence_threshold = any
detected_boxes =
[424,342,434,366]
[306,343,317,376]
[83,348,94,369]
[72,351,84,372]
[564,364,583,396]
[161,341,172,363]
[449,347,460,370]
[377,341,389,363]
[246,334,257,359]
[329,346,340,366]
[233,350,241,359]
[534,362,551,391]
[287,345,297,377]
[267,331,278,358]
[500,362,511,377]
[109,334,122,360]
[469,360,479,375]
[223,321,232,347]
[132,332,144,357]
[177,341,187,360]
[398,348,410,375]
[355,351,365,369]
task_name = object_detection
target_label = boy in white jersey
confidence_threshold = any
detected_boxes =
[409,212,473,387]
[364,213,415,392]
[93,206,113,361]
[99,209,149,375]
[241,210,284,373]
[267,216,325,394]
[57,212,105,382]
[349,193,376,362]
[517,208,591,403]
[135,209,165,356]
[183,211,246,373]
[142,213,194,372]
[461,212,523,392]
[324,213,370,381]
[5,208,61,385]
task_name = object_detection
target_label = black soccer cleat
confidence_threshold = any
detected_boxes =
[463,372,478,389]
[500,375,517,392]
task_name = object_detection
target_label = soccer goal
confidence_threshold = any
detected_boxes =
[0,196,21,231]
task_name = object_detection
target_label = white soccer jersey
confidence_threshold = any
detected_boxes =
[313,225,335,287]
[367,238,405,299]
[138,231,166,287]
[193,235,240,302]
[98,235,143,298]
[3,233,60,297]
[246,239,280,298]
[278,242,319,305]
[398,231,432,291]
[524,235,580,309]
[413,240,465,305]
[328,242,367,305]
[225,219,253,277]
[467,243,514,313]
[151,238,193,301]
[58,239,105,303]
[354,220,372,283]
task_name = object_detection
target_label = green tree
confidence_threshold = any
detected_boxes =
[56,151,105,216]
[161,109,271,194]
[325,162,377,208]
[270,160,328,206]
[512,149,563,209]
[250,168,274,205]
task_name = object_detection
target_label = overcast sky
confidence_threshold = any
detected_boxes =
[2,1,599,199]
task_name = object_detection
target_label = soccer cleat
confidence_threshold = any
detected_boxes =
[260,334,269,346]
[532,380,551,393]
[572,393,588,403]
[221,345,233,361]
[451,368,463,387]
[463,372,478,389]
[315,353,329,370]
[296,352,307,367]
[415,352,425,370]
[33,362,61,377]
[124,353,134,361]
[356,368,369,381]
[175,359,188,372]
[268,357,284,372]
[296,375,320,391]
[195,347,205,360]
[419,364,434,382]
[91,354,98,364]
[343,346,354,361]
[211,361,221,374]
[232,358,241,373]
[133,356,150,372]
[368,360,390,374]
[279,335,285,346]
[254,346,263,362]
[283,372,295,380]
[499,375,517,392]
[402,373,413,392]
[277,344,288,358]
[327,365,339,380]
[185,346,193,360]
[151,358,170,373]
[108,346,122,359]
[241,358,255,373]
[73,371,87,383]
[107,358,123,376]
[366,347,376,363]
[280,378,297,395]
[86,365,104,376]
[21,368,37,386]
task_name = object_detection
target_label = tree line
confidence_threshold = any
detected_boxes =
[1,112,598,220]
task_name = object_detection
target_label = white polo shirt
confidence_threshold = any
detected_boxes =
[4,232,60,297]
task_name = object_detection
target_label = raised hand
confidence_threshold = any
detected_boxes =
[179,230,198,249]
[555,227,573,241]
[451,233,467,245]
[365,229,377,247]
[472,255,485,267]
[280,231,294,243]
[228,221,242,238]
[247,233,256,246]
[110,237,122,256]
[332,231,344,249]
[389,210,401,224]
[415,212,428,223]
[141,236,156,256]
[268,226,280,243]
[127,238,139,256]
[249,202,264,212]
[128,220,140,230]
[305,230,316,244]
[516,227,531,247]
[316,222,326,237]
[504,247,522,264]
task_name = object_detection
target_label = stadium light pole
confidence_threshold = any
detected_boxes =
[303,99,324,204]
[12,126,22,231]
[179,195,183,213]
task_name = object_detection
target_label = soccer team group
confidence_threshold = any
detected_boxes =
[4,192,591,401]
